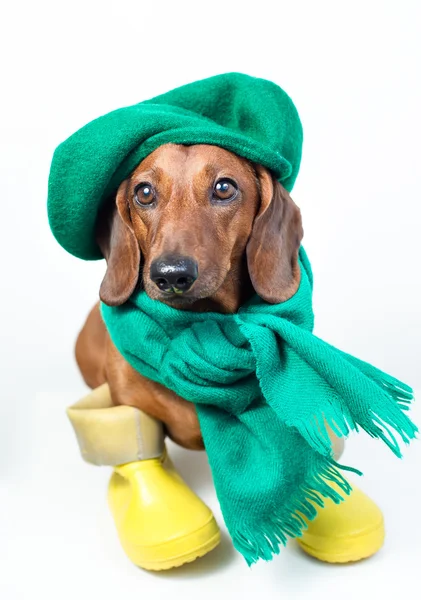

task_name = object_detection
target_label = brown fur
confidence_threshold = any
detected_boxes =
[75,144,303,449]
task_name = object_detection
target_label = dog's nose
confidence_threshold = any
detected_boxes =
[150,256,198,294]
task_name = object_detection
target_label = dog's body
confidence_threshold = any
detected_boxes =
[76,143,303,450]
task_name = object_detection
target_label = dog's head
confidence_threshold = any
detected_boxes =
[97,144,303,310]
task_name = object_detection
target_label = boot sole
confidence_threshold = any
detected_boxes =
[128,529,221,571]
[297,520,385,563]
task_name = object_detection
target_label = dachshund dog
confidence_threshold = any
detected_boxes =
[75,143,303,450]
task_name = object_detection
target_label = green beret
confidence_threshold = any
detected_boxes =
[47,73,303,260]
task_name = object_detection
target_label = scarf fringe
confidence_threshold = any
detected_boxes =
[294,374,417,459]
[356,374,417,456]
[232,459,360,566]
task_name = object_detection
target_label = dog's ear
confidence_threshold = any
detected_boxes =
[247,165,303,304]
[97,180,141,306]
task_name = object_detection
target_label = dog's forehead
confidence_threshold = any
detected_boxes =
[133,143,252,179]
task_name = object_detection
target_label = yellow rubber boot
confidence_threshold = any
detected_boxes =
[297,482,385,563]
[109,452,221,570]
[67,384,220,571]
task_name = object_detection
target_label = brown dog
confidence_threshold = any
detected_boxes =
[75,143,303,450]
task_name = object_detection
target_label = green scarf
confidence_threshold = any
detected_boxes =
[101,247,416,565]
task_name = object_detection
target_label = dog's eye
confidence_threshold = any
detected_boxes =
[213,178,238,202]
[134,183,156,206]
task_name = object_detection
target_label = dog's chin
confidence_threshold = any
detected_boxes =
[143,278,225,309]
[158,294,199,308]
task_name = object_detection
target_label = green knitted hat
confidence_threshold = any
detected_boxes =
[47,73,303,260]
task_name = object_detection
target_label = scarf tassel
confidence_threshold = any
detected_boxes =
[231,459,361,566]
[289,371,417,460]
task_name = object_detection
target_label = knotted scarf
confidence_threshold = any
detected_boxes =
[101,247,417,565]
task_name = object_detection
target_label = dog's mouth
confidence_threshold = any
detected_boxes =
[158,293,199,307]
[149,284,215,306]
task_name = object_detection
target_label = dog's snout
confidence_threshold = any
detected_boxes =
[150,256,198,294]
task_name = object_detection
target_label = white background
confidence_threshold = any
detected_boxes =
[1,1,420,598]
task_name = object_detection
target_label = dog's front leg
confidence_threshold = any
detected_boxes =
[105,340,205,451]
